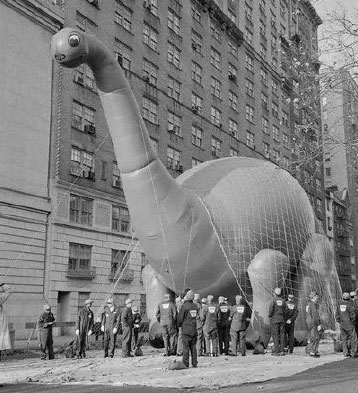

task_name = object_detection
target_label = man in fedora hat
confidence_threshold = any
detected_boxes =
[121,298,134,357]
[38,304,56,360]
[75,298,94,358]
[306,291,322,357]
[102,298,120,358]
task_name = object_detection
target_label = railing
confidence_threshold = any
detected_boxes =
[66,267,96,280]
[108,268,134,283]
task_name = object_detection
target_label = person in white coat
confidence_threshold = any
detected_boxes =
[0,284,12,360]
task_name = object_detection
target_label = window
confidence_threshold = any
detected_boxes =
[272,79,278,96]
[282,111,289,126]
[115,1,132,32]
[260,43,267,60]
[229,91,239,112]
[192,62,202,85]
[261,92,268,110]
[70,146,94,177]
[142,97,158,124]
[111,249,131,275]
[325,167,331,177]
[191,93,203,113]
[143,23,158,51]
[272,148,280,163]
[191,0,202,23]
[245,79,254,97]
[245,3,253,23]
[315,178,321,191]
[74,64,96,91]
[282,133,289,146]
[192,124,203,147]
[168,42,181,68]
[210,18,221,42]
[69,243,92,271]
[260,68,268,86]
[150,137,159,154]
[211,106,222,126]
[229,119,238,139]
[210,47,221,69]
[167,146,181,169]
[112,206,130,232]
[143,58,158,87]
[245,104,254,123]
[211,77,222,99]
[228,40,237,58]
[282,156,289,169]
[230,147,239,157]
[76,12,97,33]
[245,53,254,72]
[263,142,270,158]
[316,198,322,213]
[191,30,202,53]
[114,40,132,71]
[211,137,222,157]
[112,162,121,188]
[262,116,269,134]
[72,101,95,133]
[272,124,280,141]
[168,9,181,34]
[168,76,181,101]
[229,63,237,79]
[70,195,93,225]
[272,102,279,118]
[246,131,255,148]
[228,9,236,23]
[192,157,203,166]
[168,111,182,136]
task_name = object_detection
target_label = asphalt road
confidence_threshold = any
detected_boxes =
[1,357,357,393]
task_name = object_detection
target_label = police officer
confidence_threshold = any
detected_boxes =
[284,294,298,354]
[202,295,219,356]
[75,298,94,358]
[121,298,134,357]
[218,296,231,355]
[193,293,204,356]
[335,292,357,358]
[306,291,323,357]
[177,290,198,368]
[101,298,120,358]
[175,296,183,356]
[269,288,287,356]
[38,304,56,360]
[156,293,177,356]
[229,295,251,356]
[350,291,358,335]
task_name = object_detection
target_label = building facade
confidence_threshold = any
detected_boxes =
[0,0,63,338]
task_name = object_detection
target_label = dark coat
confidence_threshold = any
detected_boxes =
[286,300,299,323]
[77,307,94,334]
[230,302,251,331]
[202,303,219,331]
[268,296,287,323]
[335,300,356,331]
[38,311,55,330]
[305,300,321,330]
[156,300,177,327]
[218,303,231,328]
[133,312,141,330]
[121,306,134,328]
[177,300,198,337]
[102,306,120,330]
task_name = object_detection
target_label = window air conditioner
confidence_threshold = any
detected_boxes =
[84,124,96,135]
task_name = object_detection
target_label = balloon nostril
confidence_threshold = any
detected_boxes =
[68,34,80,47]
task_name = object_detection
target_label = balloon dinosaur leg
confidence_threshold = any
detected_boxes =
[142,264,175,348]
[247,249,290,346]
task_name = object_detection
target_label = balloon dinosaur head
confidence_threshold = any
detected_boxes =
[51,28,88,68]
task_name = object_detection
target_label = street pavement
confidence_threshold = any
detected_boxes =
[1,357,358,393]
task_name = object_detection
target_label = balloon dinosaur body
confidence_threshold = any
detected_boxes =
[51,29,341,345]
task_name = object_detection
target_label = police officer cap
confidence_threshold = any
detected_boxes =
[107,298,114,304]
[342,292,350,300]
[201,297,207,304]
[207,295,214,302]
[184,290,195,301]
[288,294,294,300]
[132,306,138,312]
[194,293,200,301]
[274,288,281,296]
[164,293,171,301]
[309,291,317,299]
[218,296,225,304]
[125,298,133,305]
[85,298,93,305]
[350,291,357,297]
[235,295,242,302]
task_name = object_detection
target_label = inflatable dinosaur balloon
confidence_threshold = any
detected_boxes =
[51,29,341,344]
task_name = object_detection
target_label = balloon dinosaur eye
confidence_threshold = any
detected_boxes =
[68,34,80,47]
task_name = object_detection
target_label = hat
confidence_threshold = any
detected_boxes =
[207,295,214,303]
[288,294,294,299]
[184,290,195,301]
[274,288,281,296]
[235,295,242,303]
[107,298,114,304]
[201,297,207,304]
[85,299,93,305]
[350,291,357,297]
[125,298,133,305]
[164,293,171,301]
[343,292,350,300]
[309,291,317,299]
[194,293,200,301]
[44,304,51,311]
[132,306,138,312]
[218,296,225,304]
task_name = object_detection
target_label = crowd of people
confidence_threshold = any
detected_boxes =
[2,282,358,367]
